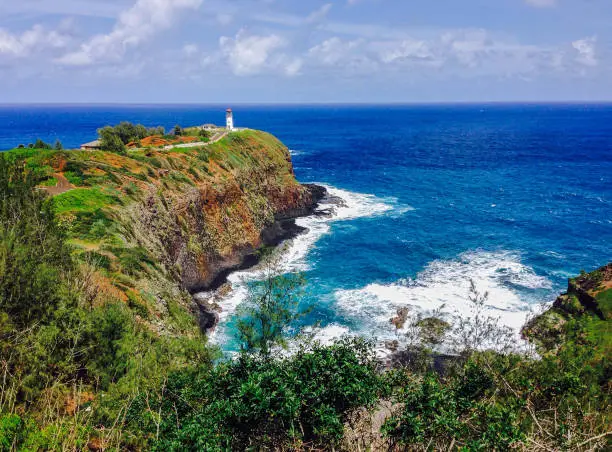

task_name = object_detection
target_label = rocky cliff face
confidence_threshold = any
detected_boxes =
[27,130,324,337]
[123,150,323,293]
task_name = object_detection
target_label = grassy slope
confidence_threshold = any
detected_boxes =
[523,264,612,355]
[7,130,306,338]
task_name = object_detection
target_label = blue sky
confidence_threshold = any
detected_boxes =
[0,0,610,103]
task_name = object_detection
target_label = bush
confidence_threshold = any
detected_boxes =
[32,139,52,150]
[98,127,126,153]
[382,364,524,450]
[0,157,74,328]
[127,337,382,451]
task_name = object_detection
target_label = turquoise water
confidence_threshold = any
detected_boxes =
[1,104,611,352]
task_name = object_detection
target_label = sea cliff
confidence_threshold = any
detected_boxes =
[11,129,325,336]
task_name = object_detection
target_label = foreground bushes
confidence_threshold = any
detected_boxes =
[383,316,610,451]
[126,337,383,450]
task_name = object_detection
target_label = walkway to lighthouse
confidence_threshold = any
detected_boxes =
[161,129,228,150]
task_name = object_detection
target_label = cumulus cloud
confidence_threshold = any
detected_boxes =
[379,39,437,65]
[572,36,597,67]
[182,43,199,57]
[219,29,301,76]
[57,0,202,66]
[309,37,362,65]
[0,25,71,57]
[306,29,595,79]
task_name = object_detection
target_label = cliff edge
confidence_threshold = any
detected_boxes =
[11,130,324,337]
[522,263,612,353]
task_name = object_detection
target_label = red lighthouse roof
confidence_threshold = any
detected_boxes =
[226,108,233,113]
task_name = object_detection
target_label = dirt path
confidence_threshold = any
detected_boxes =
[161,131,228,150]
[42,173,73,196]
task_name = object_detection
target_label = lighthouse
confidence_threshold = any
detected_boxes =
[226,108,234,131]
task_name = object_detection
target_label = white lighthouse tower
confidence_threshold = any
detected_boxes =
[226,108,234,131]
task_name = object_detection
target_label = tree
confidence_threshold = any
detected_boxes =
[33,139,52,150]
[173,125,183,136]
[98,126,127,153]
[0,155,73,328]
[54,139,63,150]
[236,248,310,358]
[198,128,211,140]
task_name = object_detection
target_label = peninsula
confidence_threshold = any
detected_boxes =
[8,123,325,338]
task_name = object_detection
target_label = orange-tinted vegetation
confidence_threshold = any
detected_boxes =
[127,135,199,148]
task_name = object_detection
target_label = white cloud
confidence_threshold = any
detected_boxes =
[379,39,437,65]
[57,0,202,66]
[309,37,363,65]
[182,43,199,57]
[219,29,300,76]
[572,36,597,67]
[0,24,71,57]
[305,29,598,80]
[255,3,333,28]
[284,58,303,77]
[524,0,556,7]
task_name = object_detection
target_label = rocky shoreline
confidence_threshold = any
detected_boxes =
[193,183,329,333]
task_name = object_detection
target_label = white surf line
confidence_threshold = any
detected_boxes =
[334,249,553,355]
[204,184,414,348]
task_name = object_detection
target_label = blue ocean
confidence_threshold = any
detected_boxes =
[1,104,611,352]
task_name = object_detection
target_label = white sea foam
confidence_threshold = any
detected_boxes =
[206,185,411,347]
[303,323,353,346]
[334,250,552,351]
[204,184,551,354]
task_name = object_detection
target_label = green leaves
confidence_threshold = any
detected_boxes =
[236,252,309,358]
[135,338,382,450]
[383,366,523,450]
[0,156,74,328]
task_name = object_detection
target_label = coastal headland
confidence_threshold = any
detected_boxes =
[8,128,326,337]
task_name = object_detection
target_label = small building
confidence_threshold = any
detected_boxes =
[80,139,101,150]
[226,108,234,131]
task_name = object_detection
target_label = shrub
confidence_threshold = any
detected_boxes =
[127,337,382,451]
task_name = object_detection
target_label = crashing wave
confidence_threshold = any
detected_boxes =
[206,184,411,348]
[334,250,552,353]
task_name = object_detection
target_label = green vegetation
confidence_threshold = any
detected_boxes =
[98,122,166,152]
[127,337,382,451]
[0,131,610,450]
[98,121,214,153]
[39,177,58,187]
[237,250,310,357]
[0,153,212,450]
[53,188,118,214]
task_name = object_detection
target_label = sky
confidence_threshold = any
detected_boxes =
[0,0,610,103]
